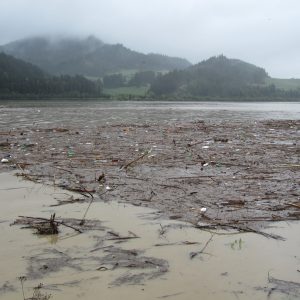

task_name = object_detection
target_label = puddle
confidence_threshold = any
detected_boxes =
[0,173,299,299]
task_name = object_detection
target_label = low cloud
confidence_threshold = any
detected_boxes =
[0,0,299,77]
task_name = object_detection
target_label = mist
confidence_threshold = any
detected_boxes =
[0,0,299,78]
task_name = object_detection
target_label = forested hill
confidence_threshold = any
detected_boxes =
[189,55,268,85]
[0,52,45,80]
[0,52,102,98]
[150,55,300,99]
[0,36,191,77]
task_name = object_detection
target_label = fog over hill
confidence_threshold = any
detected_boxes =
[1,1,300,78]
[0,36,191,77]
[1,35,299,100]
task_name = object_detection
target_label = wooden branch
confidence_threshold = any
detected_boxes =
[190,234,214,259]
[120,150,150,170]
[195,223,285,241]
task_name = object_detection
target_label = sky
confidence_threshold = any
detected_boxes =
[0,0,299,78]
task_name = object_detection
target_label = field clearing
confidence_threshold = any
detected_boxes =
[104,86,149,96]
[266,77,300,90]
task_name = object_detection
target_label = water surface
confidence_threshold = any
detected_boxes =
[0,101,299,129]
[0,173,299,300]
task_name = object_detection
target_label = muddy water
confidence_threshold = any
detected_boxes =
[0,172,299,300]
[0,101,299,130]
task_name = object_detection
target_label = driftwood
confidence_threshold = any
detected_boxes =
[13,215,83,234]
[14,214,59,235]
[157,292,184,299]
[195,223,285,241]
[120,149,151,170]
[256,273,300,298]
[50,195,87,207]
[59,186,96,196]
[3,119,299,232]
[154,241,199,247]
[190,234,214,259]
[288,202,300,209]
[80,190,109,225]
[106,230,139,241]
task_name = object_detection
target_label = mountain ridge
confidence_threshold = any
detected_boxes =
[1,37,299,100]
[0,36,192,77]
[149,55,300,99]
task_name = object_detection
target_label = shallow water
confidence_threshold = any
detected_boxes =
[0,173,299,299]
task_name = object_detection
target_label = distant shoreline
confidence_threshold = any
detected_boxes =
[0,96,300,102]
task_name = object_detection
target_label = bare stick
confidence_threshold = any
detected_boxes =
[190,234,214,259]
[195,223,285,241]
[288,203,300,209]
[120,149,151,170]
[80,190,108,225]
[57,221,82,233]
[18,276,27,300]
[15,215,82,233]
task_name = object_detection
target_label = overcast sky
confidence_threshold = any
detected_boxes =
[0,0,299,78]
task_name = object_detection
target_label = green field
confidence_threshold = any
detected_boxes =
[103,86,149,96]
[107,69,169,80]
[85,70,140,82]
[266,78,300,91]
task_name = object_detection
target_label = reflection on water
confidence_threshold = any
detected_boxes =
[0,101,299,129]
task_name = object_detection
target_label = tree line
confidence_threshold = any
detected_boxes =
[0,53,102,98]
[149,55,300,99]
[103,71,156,88]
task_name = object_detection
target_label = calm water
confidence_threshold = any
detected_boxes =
[1,173,299,300]
[0,101,299,128]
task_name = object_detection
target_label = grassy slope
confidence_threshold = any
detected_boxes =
[266,78,300,91]
[103,86,149,96]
